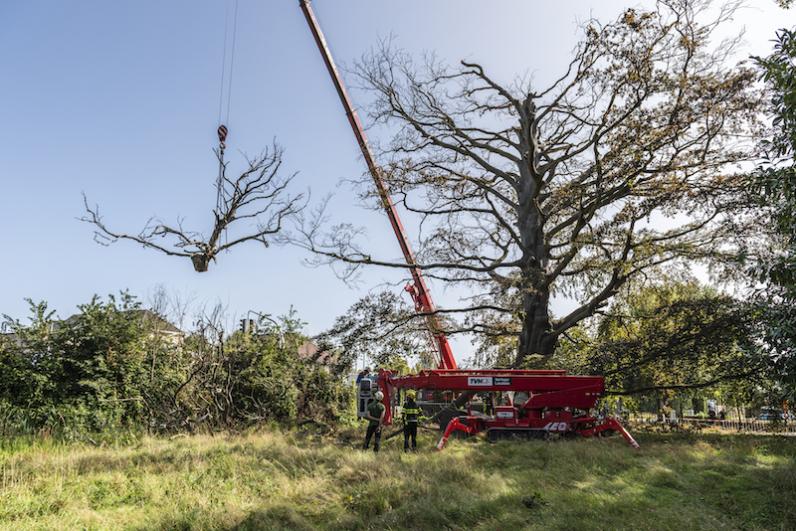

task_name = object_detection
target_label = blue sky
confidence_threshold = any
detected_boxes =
[1,1,794,363]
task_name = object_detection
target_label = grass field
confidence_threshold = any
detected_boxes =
[1,427,794,530]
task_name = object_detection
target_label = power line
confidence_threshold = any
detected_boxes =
[217,0,231,126]
[225,0,239,126]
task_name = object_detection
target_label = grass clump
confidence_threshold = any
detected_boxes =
[0,428,794,530]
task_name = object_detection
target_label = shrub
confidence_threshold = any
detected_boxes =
[0,294,355,438]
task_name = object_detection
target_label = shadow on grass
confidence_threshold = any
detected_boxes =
[235,506,329,531]
[234,432,796,531]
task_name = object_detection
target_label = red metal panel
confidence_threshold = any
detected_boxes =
[386,371,604,395]
[419,369,568,375]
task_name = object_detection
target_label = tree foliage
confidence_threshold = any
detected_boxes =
[753,26,796,393]
[315,291,433,372]
[543,281,769,400]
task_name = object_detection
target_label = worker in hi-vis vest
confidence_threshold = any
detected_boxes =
[402,390,423,452]
[363,390,385,452]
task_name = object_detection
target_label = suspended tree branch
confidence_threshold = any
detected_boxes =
[83,142,306,272]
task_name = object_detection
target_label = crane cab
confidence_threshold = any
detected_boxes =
[357,375,379,419]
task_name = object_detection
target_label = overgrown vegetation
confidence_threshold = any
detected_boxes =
[0,293,354,440]
[543,282,757,383]
[536,280,781,412]
[0,430,793,530]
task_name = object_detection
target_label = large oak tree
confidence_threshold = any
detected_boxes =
[300,0,765,366]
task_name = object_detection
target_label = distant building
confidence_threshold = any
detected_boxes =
[1,309,184,345]
[297,340,339,371]
[0,322,15,342]
[128,309,185,344]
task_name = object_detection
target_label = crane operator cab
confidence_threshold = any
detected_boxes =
[357,374,380,419]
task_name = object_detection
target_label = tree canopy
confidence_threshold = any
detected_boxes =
[297,0,765,365]
[753,25,796,394]
[546,281,767,398]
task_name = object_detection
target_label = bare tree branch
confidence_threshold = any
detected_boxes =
[82,141,306,272]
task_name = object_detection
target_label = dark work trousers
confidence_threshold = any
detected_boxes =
[364,424,382,452]
[403,422,418,451]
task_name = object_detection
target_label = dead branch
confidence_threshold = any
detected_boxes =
[82,141,306,272]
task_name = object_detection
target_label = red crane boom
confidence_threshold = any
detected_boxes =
[299,0,456,370]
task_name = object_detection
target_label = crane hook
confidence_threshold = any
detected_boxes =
[217,124,228,151]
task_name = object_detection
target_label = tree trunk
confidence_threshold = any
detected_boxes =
[516,288,556,365]
[513,102,555,367]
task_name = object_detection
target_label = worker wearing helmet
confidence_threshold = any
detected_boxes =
[363,390,386,452]
[402,390,423,452]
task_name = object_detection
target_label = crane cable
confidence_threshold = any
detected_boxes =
[216,0,239,214]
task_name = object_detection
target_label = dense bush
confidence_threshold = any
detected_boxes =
[533,280,778,417]
[0,293,354,439]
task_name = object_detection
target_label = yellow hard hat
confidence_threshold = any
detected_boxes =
[406,390,417,399]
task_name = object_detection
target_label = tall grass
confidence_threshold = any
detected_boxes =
[1,428,794,530]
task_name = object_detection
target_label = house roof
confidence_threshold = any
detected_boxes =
[62,309,183,334]
[130,310,183,334]
[297,340,338,366]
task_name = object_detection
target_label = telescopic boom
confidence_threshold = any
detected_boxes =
[299,0,457,370]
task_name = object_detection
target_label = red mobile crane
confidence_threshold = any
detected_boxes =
[299,0,638,449]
